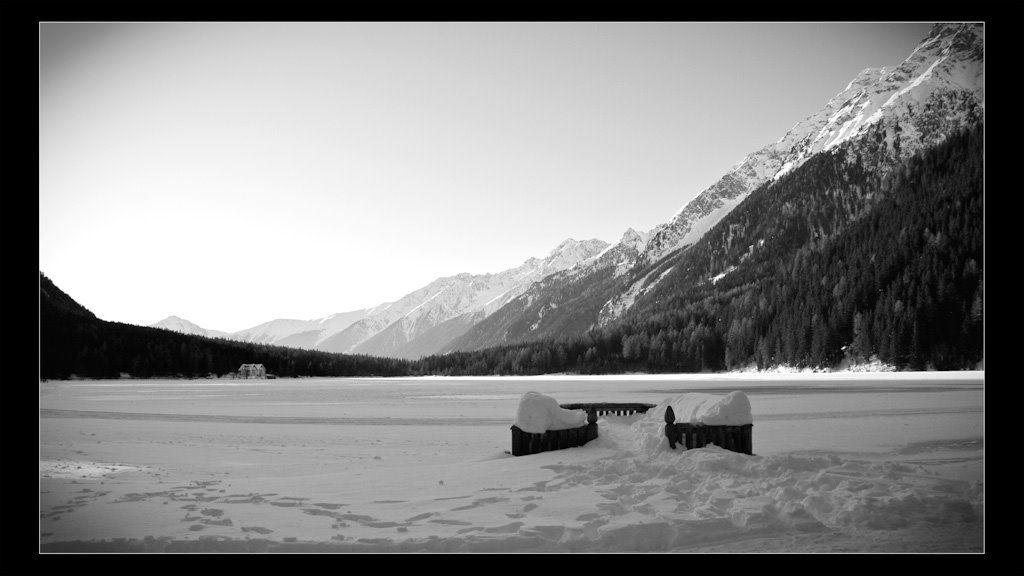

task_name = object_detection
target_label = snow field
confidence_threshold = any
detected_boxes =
[39,375,983,552]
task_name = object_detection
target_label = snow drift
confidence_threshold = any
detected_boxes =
[514,391,588,433]
[663,391,753,426]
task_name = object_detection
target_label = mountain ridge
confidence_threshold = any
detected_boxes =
[445,22,983,353]
[151,237,608,359]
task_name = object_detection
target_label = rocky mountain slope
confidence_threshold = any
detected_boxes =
[445,23,983,353]
[338,238,608,358]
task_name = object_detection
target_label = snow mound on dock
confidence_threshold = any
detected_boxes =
[513,391,588,433]
[630,392,752,453]
[666,391,753,425]
[644,391,753,426]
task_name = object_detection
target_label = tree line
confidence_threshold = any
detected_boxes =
[40,274,412,380]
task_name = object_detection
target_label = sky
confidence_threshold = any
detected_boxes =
[39,22,934,333]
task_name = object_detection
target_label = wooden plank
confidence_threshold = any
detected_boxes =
[560,403,656,415]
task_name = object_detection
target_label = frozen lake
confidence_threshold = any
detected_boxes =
[39,372,984,552]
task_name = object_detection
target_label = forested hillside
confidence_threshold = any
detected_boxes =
[443,265,627,353]
[418,122,984,375]
[39,274,411,380]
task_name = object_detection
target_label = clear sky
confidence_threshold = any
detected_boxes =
[39,22,934,333]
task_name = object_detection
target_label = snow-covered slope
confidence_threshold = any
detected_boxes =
[343,238,608,358]
[227,318,325,346]
[153,308,377,350]
[224,308,375,349]
[173,238,606,357]
[149,316,228,339]
[641,23,983,265]
[443,23,984,350]
[599,22,984,324]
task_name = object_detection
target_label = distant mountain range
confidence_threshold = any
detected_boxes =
[151,238,608,359]
[152,23,984,364]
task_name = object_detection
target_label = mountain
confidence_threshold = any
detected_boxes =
[444,22,984,353]
[333,238,609,359]
[597,119,985,372]
[135,24,982,366]
[40,273,96,320]
[150,238,608,359]
[151,308,380,350]
[151,316,228,339]
[423,118,983,375]
[641,23,983,266]
[226,308,375,349]
[443,229,649,352]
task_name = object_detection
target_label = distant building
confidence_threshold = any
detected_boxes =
[238,363,266,379]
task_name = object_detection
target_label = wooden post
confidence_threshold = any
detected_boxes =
[664,406,680,449]
[511,425,523,456]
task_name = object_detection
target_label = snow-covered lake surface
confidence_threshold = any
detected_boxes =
[39,372,984,552]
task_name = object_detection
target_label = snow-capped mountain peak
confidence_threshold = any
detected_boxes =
[150,316,228,339]
[641,23,983,264]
